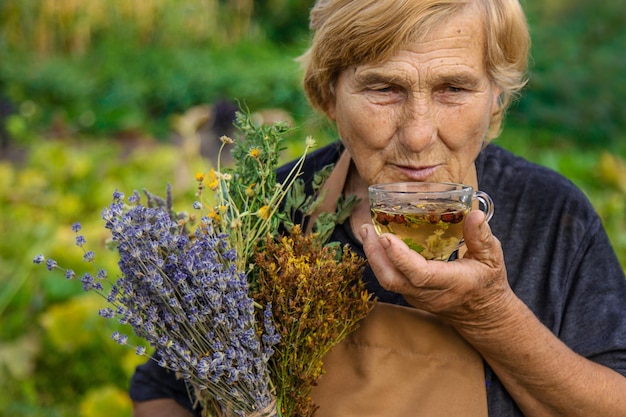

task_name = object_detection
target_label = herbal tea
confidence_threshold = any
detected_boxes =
[371,200,470,260]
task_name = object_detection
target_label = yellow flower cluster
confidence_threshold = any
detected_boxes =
[252,226,373,417]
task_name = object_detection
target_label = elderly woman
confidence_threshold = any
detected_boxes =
[130,0,626,416]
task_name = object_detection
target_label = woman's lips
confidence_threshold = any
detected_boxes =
[395,165,440,181]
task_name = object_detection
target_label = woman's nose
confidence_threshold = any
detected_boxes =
[397,101,437,152]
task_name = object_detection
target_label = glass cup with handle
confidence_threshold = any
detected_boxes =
[369,182,494,261]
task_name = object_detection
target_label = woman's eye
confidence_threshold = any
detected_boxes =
[368,85,395,93]
[361,83,404,104]
[445,85,464,93]
[372,85,403,94]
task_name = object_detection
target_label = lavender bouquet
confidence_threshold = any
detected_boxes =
[35,111,373,417]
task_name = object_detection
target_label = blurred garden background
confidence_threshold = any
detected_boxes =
[1,0,625,416]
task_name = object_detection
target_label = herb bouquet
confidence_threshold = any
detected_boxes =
[35,111,373,417]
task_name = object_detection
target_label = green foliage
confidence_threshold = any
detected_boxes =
[0,40,309,139]
[0,0,259,54]
[509,0,626,148]
[1,295,144,417]
[0,137,195,416]
[252,0,312,43]
[496,127,626,268]
[2,0,625,149]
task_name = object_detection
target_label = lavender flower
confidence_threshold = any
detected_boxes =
[46,259,57,271]
[35,189,279,417]
[75,235,86,247]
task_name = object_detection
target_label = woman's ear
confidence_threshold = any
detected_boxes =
[492,88,503,116]
[326,97,337,121]
[324,81,338,120]
[485,87,505,141]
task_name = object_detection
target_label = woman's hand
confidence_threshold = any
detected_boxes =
[360,210,514,330]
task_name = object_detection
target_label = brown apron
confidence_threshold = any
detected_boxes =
[308,151,488,417]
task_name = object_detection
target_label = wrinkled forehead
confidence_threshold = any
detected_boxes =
[340,0,481,67]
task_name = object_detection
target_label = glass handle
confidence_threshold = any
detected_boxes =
[474,191,494,222]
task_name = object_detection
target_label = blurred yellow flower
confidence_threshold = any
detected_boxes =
[79,385,132,417]
[245,183,257,197]
[204,169,219,190]
[206,206,221,221]
[257,205,271,220]
[39,293,107,353]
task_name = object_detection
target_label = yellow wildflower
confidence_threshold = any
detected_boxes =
[195,172,205,182]
[251,226,373,417]
[245,183,257,197]
[257,205,271,220]
[204,169,219,190]
[206,206,220,222]
[248,147,261,159]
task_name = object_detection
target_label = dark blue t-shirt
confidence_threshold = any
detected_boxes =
[129,142,626,416]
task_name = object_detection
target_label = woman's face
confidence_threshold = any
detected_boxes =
[327,5,500,186]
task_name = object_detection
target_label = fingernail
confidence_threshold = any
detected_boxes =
[379,235,391,248]
[359,224,369,240]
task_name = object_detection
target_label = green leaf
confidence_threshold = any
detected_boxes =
[284,179,306,213]
[314,212,339,244]
[403,238,425,254]
[335,195,360,225]
[300,189,326,216]
[312,164,334,193]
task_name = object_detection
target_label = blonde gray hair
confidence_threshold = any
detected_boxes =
[299,0,530,140]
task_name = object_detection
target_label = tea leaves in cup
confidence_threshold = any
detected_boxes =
[371,200,469,260]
